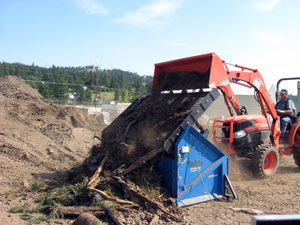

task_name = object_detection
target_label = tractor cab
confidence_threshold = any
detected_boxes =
[275,78,300,141]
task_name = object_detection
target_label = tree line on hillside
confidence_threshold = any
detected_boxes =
[0,62,153,103]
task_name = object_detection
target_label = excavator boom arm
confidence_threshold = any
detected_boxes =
[153,53,281,144]
[225,66,278,120]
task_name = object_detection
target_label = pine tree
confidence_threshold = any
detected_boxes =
[114,89,120,101]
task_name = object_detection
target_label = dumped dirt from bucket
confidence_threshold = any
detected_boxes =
[153,71,210,92]
[79,91,210,176]
[77,72,210,173]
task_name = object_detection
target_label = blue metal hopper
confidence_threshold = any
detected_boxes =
[158,125,232,207]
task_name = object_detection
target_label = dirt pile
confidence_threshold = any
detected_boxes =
[0,76,105,186]
[83,91,211,175]
[67,76,218,224]
[76,71,213,177]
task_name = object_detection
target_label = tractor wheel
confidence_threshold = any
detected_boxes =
[251,145,279,178]
[292,129,300,168]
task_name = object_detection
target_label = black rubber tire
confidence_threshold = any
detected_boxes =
[239,105,248,115]
[292,129,300,168]
[251,144,279,178]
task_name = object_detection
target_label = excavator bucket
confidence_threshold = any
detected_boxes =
[103,53,227,157]
[152,53,227,91]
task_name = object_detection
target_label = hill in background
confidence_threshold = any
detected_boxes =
[0,62,153,105]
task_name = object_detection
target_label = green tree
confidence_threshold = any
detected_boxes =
[73,86,85,101]
[38,83,51,99]
[114,89,120,101]
[121,89,129,102]
[83,88,92,101]
[53,78,68,100]
[134,80,142,97]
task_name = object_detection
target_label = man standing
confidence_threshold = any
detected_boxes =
[275,89,296,137]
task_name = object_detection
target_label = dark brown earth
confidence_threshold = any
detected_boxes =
[98,91,209,168]
[90,71,212,171]
[153,71,210,92]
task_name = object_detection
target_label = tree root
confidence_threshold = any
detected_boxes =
[100,200,126,225]
[115,177,182,222]
[88,151,109,189]
[89,187,139,207]
[122,147,163,176]
[58,206,105,217]
[149,214,159,225]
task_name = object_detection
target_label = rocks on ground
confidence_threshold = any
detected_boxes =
[73,213,101,225]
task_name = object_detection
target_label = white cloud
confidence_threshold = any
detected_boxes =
[253,0,280,12]
[116,0,185,27]
[237,31,300,93]
[73,0,109,15]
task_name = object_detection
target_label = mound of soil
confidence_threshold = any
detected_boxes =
[67,72,217,224]
[75,71,214,182]
[0,76,105,186]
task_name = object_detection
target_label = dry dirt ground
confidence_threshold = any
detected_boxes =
[0,76,105,224]
[183,156,300,225]
[2,157,300,225]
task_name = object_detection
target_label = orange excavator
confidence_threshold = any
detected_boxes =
[153,52,300,178]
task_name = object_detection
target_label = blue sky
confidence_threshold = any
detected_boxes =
[1,0,300,89]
